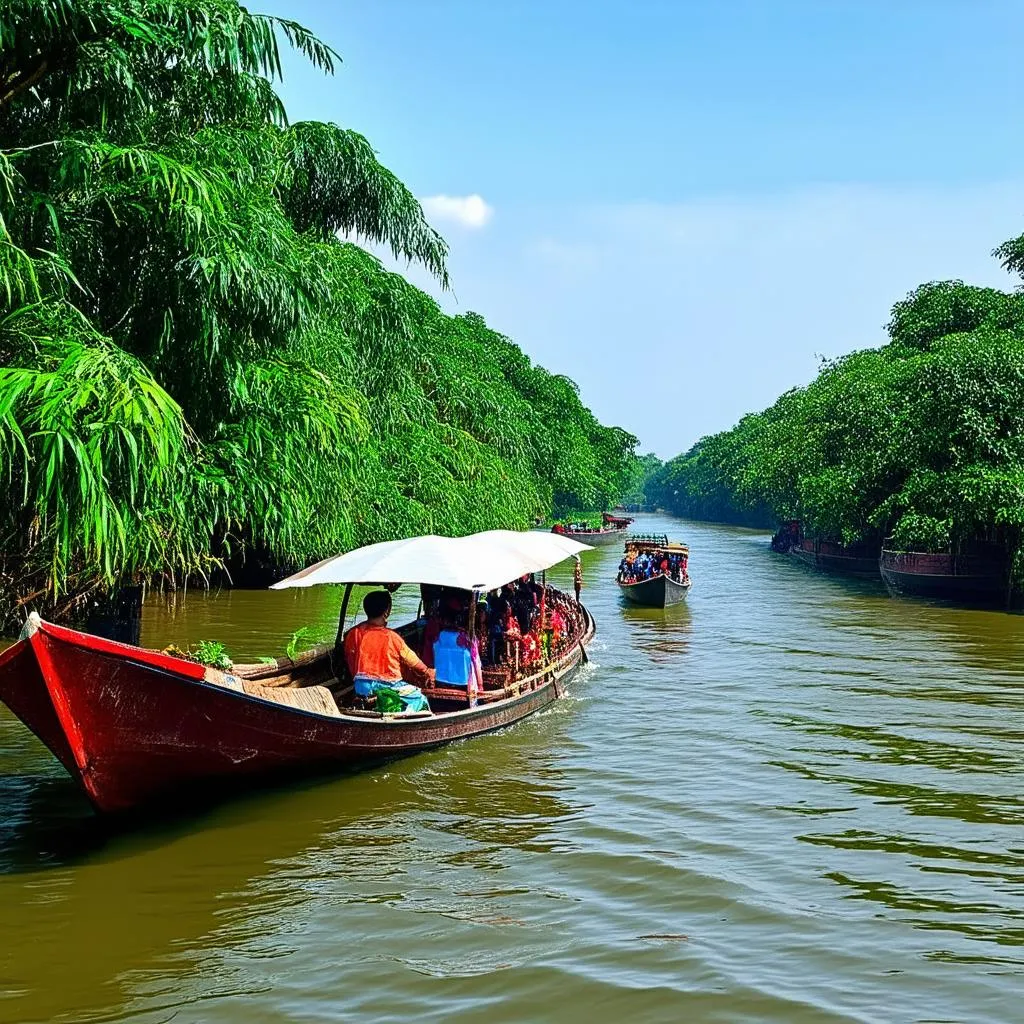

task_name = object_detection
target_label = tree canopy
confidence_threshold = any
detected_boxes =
[0,1,638,626]
[648,266,1024,559]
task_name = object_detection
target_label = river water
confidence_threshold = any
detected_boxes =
[2,512,1024,1023]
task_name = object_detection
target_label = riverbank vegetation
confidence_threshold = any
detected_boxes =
[648,266,1024,563]
[0,1,638,628]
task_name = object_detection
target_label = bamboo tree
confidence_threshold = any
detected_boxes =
[0,1,639,628]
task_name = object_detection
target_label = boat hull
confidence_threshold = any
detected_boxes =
[555,527,627,547]
[789,540,880,579]
[618,573,691,607]
[879,549,1008,608]
[0,615,594,814]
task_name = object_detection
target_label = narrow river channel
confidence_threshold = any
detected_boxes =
[2,513,1024,1023]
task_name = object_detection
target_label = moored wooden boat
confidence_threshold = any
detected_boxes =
[0,531,596,815]
[789,538,881,579]
[618,572,691,607]
[771,523,880,578]
[879,547,1009,608]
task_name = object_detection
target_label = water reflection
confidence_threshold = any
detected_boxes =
[770,713,1021,774]
[618,602,693,658]
[824,870,1024,958]
[764,542,1024,979]
[0,718,578,1023]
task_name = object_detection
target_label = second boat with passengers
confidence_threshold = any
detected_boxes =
[552,512,634,546]
[617,534,692,607]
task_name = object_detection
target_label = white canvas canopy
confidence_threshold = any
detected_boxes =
[270,530,592,593]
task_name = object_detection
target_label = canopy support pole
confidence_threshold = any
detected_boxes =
[335,583,354,650]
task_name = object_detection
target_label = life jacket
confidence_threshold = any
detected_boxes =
[434,629,472,687]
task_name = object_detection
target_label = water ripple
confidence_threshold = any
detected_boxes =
[3,515,1024,1022]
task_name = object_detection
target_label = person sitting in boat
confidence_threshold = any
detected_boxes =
[486,588,508,662]
[549,604,565,655]
[520,628,540,667]
[432,600,484,705]
[343,591,434,712]
[511,578,537,633]
[475,601,490,664]
[420,589,471,667]
[502,603,523,672]
[420,613,441,668]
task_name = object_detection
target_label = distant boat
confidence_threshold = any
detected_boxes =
[552,512,634,546]
[617,535,691,607]
[771,522,880,578]
[880,546,1009,608]
[618,572,691,607]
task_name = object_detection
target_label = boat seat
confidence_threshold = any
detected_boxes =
[241,680,342,717]
[203,667,245,692]
[202,668,340,716]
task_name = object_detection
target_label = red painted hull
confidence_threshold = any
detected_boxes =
[0,615,594,815]
[880,549,1008,607]
[789,538,880,579]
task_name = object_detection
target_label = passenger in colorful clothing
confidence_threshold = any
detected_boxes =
[433,604,484,706]
[549,605,565,654]
[343,591,434,712]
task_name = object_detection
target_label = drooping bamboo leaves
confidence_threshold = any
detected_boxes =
[0,1,639,626]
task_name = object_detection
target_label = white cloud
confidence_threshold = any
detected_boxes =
[420,193,493,229]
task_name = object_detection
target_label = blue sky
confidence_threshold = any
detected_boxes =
[273,1,1024,457]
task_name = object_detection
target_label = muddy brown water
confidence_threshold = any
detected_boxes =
[2,513,1024,1023]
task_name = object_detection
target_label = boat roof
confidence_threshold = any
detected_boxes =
[270,530,593,592]
[625,540,689,554]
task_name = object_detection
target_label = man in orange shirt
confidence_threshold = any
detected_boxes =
[344,591,434,711]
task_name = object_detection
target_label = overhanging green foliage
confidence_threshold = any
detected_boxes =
[0,1,639,626]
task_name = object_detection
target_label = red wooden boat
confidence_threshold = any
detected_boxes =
[789,537,880,579]
[552,512,634,547]
[0,531,595,815]
[880,546,1009,608]
[771,522,880,578]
